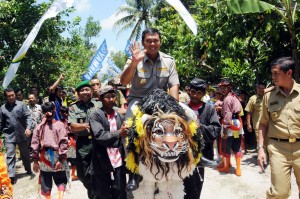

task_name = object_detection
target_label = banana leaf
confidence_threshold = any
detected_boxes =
[226,0,275,14]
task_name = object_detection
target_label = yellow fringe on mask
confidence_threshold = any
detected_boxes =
[189,121,198,136]
[125,118,134,128]
[125,152,139,173]
[194,153,202,166]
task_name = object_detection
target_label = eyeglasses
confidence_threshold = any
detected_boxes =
[91,83,100,86]
[144,39,160,44]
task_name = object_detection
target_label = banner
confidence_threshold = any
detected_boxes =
[82,39,108,81]
[124,40,132,57]
[164,0,197,36]
[107,57,122,74]
[2,0,74,88]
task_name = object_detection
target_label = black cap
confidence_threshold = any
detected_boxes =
[189,78,207,92]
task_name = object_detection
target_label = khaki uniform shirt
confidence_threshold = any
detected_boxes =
[125,52,179,101]
[68,99,101,137]
[245,94,263,132]
[116,90,127,108]
[259,80,300,139]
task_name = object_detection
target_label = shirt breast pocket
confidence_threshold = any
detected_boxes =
[156,68,170,86]
[268,105,281,121]
[76,112,87,123]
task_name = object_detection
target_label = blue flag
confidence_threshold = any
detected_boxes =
[107,58,122,74]
[124,40,132,57]
[82,39,108,81]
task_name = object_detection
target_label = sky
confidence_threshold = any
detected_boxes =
[38,0,132,53]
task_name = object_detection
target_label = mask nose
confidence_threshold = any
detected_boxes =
[163,132,177,150]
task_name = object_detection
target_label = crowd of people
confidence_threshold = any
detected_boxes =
[0,27,299,199]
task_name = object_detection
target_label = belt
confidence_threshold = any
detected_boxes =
[270,137,300,143]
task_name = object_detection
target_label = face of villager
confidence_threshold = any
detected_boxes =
[28,94,36,105]
[148,118,188,163]
[271,65,292,87]
[219,85,231,96]
[189,88,205,103]
[100,92,117,109]
[90,79,101,95]
[256,85,266,97]
[78,86,92,102]
[16,91,23,101]
[6,91,16,104]
[143,33,161,58]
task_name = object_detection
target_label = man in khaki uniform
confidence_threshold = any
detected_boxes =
[120,28,179,119]
[245,82,266,149]
[120,28,180,191]
[258,57,300,198]
[68,81,101,199]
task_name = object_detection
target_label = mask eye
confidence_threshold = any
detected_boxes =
[154,129,164,135]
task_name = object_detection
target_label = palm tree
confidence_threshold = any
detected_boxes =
[113,0,156,41]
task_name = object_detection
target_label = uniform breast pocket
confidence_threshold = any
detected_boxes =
[268,105,281,121]
[76,112,87,123]
[136,70,151,87]
[156,68,169,86]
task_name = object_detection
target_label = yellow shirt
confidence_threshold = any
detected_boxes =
[259,80,300,139]
[245,94,263,132]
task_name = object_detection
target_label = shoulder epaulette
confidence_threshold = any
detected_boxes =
[264,86,275,94]
[69,100,80,106]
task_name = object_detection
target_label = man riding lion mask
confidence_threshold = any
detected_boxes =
[126,89,204,199]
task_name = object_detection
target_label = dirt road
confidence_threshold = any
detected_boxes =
[13,152,298,199]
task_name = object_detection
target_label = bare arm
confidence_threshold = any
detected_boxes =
[70,123,90,133]
[49,73,65,93]
[169,85,179,101]
[246,112,252,132]
[120,42,146,85]
[257,123,268,171]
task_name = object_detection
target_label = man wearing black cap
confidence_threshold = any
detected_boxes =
[68,80,101,199]
[183,78,221,199]
[89,85,128,199]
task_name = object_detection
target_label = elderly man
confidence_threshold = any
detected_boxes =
[0,88,33,184]
[89,85,128,199]
[68,81,101,199]
[258,57,300,198]
[90,78,101,99]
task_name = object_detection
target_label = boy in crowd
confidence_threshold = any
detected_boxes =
[31,102,68,199]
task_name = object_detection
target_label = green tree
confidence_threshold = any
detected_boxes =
[0,0,101,96]
[110,51,128,70]
[113,0,156,40]
[225,0,300,81]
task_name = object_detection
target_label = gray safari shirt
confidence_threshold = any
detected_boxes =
[125,51,180,102]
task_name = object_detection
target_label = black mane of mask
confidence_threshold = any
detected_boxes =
[138,89,187,119]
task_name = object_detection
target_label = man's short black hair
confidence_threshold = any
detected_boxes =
[4,88,14,97]
[256,81,266,87]
[55,84,64,93]
[41,102,55,113]
[142,28,161,42]
[189,78,207,93]
[270,57,295,73]
[14,88,23,94]
[60,106,68,113]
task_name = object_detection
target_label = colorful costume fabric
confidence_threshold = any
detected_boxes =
[0,150,12,199]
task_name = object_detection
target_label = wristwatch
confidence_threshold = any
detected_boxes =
[257,144,264,150]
